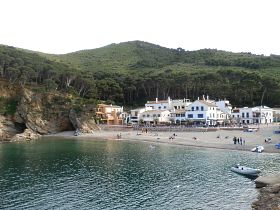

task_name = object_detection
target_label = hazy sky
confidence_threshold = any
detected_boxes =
[1,0,279,55]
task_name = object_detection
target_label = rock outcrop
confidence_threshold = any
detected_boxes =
[0,115,19,141]
[255,175,280,188]
[14,89,73,134]
[252,175,280,210]
[69,108,100,133]
[252,183,280,210]
[11,128,41,141]
[0,86,100,141]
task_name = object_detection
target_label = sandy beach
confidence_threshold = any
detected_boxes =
[47,124,280,154]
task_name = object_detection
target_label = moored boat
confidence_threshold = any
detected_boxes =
[251,145,264,153]
[231,164,261,177]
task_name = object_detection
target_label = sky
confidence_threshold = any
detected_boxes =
[0,0,279,55]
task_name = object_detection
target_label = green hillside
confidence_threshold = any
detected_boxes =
[1,41,280,108]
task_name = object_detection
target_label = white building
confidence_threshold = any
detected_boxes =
[186,100,227,126]
[170,109,186,124]
[170,98,192,110]
[231,106,273,124]
[145,97,172,110]
[215,100,232,118]
[145,97,192,111]
[129,107,152,124]
[140,110,171,124]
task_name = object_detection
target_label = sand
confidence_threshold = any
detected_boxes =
[46,124,280,154]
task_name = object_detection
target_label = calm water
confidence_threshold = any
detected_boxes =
[0,138,279,210]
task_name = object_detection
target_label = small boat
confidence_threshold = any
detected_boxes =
[251,145,264,153]
[275,143,280,149]
[231,164,261,177]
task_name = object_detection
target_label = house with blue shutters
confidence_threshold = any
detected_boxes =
[185,99,226,126]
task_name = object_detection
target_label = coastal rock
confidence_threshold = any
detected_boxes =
[252,184,280,210]
[252,175,280,210]
[11,128,41,141]
[69,108,100,133]
[0,115,19,141]
[15,89,74,135]
[255,175,280,188]
[0,85,99,141]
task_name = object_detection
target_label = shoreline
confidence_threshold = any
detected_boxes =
[45,124,280,154]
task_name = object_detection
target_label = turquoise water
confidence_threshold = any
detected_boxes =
[0,138,279,209]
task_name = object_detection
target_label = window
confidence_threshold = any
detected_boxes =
[181,114,185,117]
[158,114,160,117]
[198,114,203,118]
[201,106,204,111]
[188,114,193,118]
[147,114,150,117]
[196,106,199,110]
[174,106,177,109]
[153,114,156,117]
[164,106,167,109]
[143,115,146,117]
[192,107,194,111]
[247,120,250,124]
[158,107,161,109]
[242,113,245,118]
[246,112,249,118]
[182,106,185,109]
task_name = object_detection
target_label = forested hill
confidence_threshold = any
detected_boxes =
[46,41,280,72]
[1,41,280,108]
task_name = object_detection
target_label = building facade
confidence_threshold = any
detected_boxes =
[96,104,124,125]
[139,110,171,124]
[231,106,273,124]
[186,100,226,126]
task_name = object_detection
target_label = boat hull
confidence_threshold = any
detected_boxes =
[251,146,264,153]
[231,166,260,177]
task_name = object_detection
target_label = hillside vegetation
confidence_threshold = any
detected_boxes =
[1,41,280,108]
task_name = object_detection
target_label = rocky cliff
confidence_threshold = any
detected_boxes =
[0,84,99,141]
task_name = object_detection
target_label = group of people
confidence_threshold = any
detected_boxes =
[169,133,177,140]
[233,136,245,145]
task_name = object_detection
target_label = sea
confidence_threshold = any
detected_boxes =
[0,138,279,209]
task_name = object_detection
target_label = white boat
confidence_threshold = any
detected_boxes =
[251,145,264,153]
[231,164,261,176]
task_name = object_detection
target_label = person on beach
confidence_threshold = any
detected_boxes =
[240,137,242,145]
[233,136,236,144]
